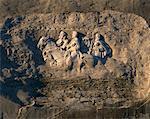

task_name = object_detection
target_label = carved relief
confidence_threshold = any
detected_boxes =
[37,31,112,72]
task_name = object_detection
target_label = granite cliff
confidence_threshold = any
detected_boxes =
[0,10,150,119]
[0,0,150,25]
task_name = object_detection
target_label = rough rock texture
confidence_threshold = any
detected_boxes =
[0,10,150,118]
[0,0,150,25]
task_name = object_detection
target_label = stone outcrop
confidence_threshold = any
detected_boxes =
[0,0,149,25]
[0,10,149,118]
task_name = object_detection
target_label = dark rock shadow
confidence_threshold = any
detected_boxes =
[0,17,45,106]
[100,35,112,57]
[0,18,13,41]
[77,32,85,45]
[76,32,112,65]
[99,35,112,64]
[0,46,11,70]
[0,80,24,105]
[0,45,20,73]
[24,77,45,98]
[24,30,45,67]
[0,74,45,106]
[78,32,90,53]
[0,16,24,42]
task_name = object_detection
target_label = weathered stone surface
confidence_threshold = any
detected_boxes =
[0,10,149,118]
[0,0,150,25]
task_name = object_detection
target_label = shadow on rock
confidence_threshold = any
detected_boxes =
[0,75,45,106]
[24,30,45,67]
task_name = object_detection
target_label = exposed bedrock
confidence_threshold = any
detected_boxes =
[9,10,148,99]
[0,10,149,118]
[0,0,150,25]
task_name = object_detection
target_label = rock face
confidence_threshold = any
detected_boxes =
[0,0,150,25]
[38,31,112,74]
[0,10,149,118]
